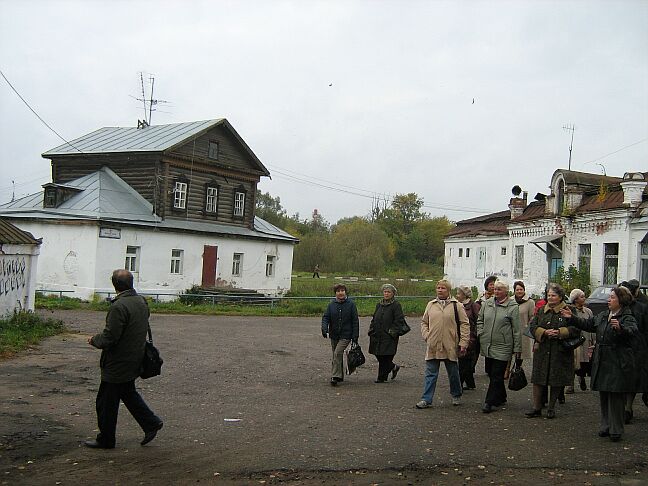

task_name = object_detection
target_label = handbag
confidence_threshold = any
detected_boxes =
[140,326,163,379]
[508,359,528,391]
[346,341,366,374]
[397,321,411,336]
[561,334,586,352]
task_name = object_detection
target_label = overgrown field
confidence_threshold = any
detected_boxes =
[0,312,66,358]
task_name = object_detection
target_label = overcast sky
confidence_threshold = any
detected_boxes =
[1,0,646,224]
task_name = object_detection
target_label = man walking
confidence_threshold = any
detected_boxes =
[85,269,163,449]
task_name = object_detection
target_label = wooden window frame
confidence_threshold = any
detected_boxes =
[233,186,247,219]
[172,177,189,212]
[204,183,219,215]
[208,140,219,160]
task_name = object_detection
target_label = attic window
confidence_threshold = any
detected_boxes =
[208,141,219,160]
[44,187,57,208]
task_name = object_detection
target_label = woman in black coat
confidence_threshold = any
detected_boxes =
[561,286,639,442]
[368,284,408,383]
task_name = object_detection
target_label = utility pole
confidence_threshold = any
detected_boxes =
[562,124,575,170]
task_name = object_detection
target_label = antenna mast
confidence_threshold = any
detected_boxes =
[562,123,575,170]
[132,73,170,126]
[140,73,148,123]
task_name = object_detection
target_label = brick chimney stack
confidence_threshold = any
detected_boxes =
[509,193,526,220]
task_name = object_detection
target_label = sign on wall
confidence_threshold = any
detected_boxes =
[99,227,121,239]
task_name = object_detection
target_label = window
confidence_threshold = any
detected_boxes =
[514,245,524,279]
[125,246,140,272]
[206,186,218,213]
[466,248,470,258]
[449,248,452,257]
[641,243,648,286]
[232,253,243,276]
[208,141,219,159]
[234,191,245,217]
[174,181,188,209]
[170,249,183,274]
[603,243,619,285]
[44,187,57,208]
[266,255,276,277]
[501,247,507,256]
[578,244,591,275]
[459,248,463,258]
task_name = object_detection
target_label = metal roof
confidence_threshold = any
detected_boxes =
[0,168,297,243]
[0,218,40,245]
[42,119,224,156]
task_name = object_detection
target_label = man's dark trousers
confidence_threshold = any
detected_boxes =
[96,380,161,447]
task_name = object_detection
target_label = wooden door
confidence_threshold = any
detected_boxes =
[201,245,218,287]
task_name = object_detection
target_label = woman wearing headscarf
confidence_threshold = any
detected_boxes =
[456,285,479,390]
[561,286,639,441]
[526,283,582,419]
[569,289,595,392]
[368,284,408,383]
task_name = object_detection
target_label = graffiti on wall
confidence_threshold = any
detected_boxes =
[0,256,27,296]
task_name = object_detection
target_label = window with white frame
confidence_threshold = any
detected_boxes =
[234,191,245,217]
[459,248,463,258]
[206,186,218,213]
[603,243,619,285]
[174,181,188,209]
[640,243,648,286]
[170,249,183,274]
[514,245,524,279]
[266,255,276,277]
[578,244,591,275]
[232,253,243,276]
[125,246,140,272]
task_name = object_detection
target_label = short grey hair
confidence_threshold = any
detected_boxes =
[456,285,472,299]
[494,280,509,292]
[569,288,585,303]
[381,283,397,294]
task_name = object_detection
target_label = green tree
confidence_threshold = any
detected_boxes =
[329,219,392,275]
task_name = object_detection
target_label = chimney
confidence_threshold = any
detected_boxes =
[509,186,526,220]
[620,172,647,208]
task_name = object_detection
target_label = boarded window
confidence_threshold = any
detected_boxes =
[208,141,219,159]
[578,244,591,275]
[514,245,524,279]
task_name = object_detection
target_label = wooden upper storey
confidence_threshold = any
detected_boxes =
[43,120,269,228]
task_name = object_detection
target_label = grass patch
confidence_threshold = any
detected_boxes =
[35,292,84,310]
[0,312,66,358]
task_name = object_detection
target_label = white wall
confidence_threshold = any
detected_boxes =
[10,221,294,300]
[0,243,40,316]
[444,235,510,290]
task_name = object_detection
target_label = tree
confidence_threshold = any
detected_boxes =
[255,190,288,228]
[329,219,392,275]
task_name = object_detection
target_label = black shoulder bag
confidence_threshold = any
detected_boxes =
[140,326,163,379]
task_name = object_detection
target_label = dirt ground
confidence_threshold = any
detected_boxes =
[1,310,647,486]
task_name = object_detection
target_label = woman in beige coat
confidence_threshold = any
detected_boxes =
[416,280,470,409]
[514,281,536,360]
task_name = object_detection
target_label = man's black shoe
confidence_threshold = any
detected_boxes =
[141,422,163,446]
[84,440,114,449]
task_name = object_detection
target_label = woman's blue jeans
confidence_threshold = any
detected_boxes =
[421,359,462,404]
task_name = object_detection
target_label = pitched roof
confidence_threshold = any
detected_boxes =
[41,119,270,176]
[0,218,40,245]
[0,168,297,243]
[446,210,510,238]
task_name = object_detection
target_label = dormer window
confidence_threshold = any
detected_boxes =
[44,187,57,208]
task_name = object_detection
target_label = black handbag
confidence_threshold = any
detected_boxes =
[561,334,586,352]
[346,341,366,374]
[140,327,163,379]
[398,321,411,336]
[508,359,528,391]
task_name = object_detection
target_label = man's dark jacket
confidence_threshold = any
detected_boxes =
[91,289,149,383]
[321,298,359,340]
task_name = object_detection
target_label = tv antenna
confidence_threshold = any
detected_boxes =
[130,73,171,126]
[562,123,575,170]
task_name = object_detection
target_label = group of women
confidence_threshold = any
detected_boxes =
[356,277,647,443]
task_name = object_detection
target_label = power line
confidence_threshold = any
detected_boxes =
[581,138,648,166]
[0,69,84,153]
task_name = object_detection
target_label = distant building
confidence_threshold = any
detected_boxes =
[444,169,648,296]
[0,119,298,299]
[0,218,41,315]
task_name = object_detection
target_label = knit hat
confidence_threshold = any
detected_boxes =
[381,283,397,294]
[456,285,472,299]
